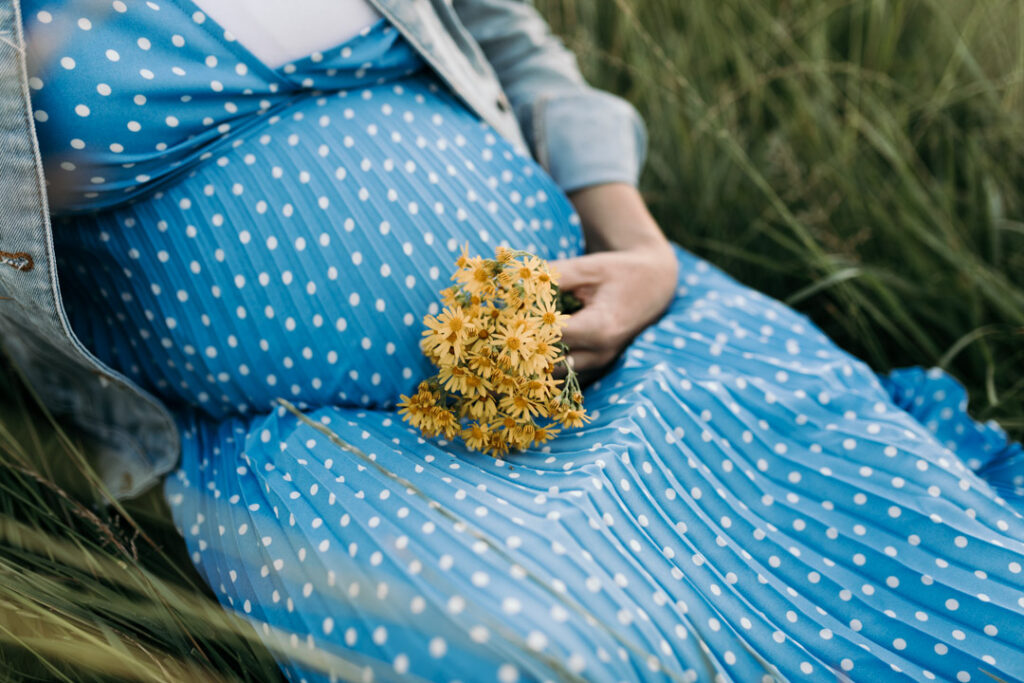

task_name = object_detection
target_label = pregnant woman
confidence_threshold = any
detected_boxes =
[17,0,1024,681]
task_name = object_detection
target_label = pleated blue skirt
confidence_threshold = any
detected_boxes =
[167,244,1024,683]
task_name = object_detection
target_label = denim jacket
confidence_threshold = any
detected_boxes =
[0,0,648,499]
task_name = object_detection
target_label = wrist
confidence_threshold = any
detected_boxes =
[568,182,668,253]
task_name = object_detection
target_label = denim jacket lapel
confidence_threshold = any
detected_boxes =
[366,0,527,153]
[0,0,180,499]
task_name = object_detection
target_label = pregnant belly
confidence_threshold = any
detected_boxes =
[54,76,583,418]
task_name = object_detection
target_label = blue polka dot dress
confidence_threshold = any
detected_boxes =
[25,2,1024,682]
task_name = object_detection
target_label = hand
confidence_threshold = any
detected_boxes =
[552,239,677,373]
[551,182,678,374]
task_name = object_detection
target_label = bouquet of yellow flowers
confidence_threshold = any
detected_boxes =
[398,245,589,456]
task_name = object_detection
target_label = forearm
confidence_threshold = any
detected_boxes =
[568,183,669,253]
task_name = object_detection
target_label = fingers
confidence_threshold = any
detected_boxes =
[549,252,607,291]
[552,252,620,372]
[567,348,617,373]
[560,301,609,351]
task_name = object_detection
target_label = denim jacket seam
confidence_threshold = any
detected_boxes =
[531,92,551,174]
[369,0,524,151]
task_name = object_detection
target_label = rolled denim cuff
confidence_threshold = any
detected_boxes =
[521,88,648,194]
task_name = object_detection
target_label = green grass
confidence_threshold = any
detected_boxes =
[2,0,1023,679]
[0,364,285,681]
[537,0,1024,435]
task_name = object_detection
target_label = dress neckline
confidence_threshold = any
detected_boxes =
[168,0,386,89]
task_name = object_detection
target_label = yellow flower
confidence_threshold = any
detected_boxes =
[506,255,546,293]
[508,421,535,449]
[453,256,496,297]
[495,245,516,264]
[533,265,558,298]
[466,349,492,372]
[492,371,521,396]
[465,394,498,420]
[397,392,429,431]
[499,392,545,420]
[440,285,462,308]
[418,407,446,437]
[454,243,473,270]
[532,424,560,446]
[556,405,590,429]
[462,372,490,400]
[533,295,570,330]
[422,306,473,362]
[431,406,460,439]
[486,432,511,457]
[513,308,541,333]
[462,421,492,451]
[524,376,559,401]
[492,319,536,368]
[438,365,469,393]
[428,306,473,339]
[524,338,561,375]
[499,282,526,309]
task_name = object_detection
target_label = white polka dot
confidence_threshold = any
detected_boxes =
[428,637,447,658]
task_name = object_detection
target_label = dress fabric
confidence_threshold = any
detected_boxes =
[24,2,1024,682]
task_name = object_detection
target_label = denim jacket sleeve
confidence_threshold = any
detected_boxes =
[451,0,648,193]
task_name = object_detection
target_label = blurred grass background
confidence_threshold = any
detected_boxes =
[537,0,1024,436]
[2,0,1023,679]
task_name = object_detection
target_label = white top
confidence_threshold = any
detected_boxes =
[191,0,383,69]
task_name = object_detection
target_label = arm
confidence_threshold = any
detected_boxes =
[453,1,678,372]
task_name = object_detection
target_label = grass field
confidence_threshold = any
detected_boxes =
[2,0,1022,680]
[538,0,1024,436]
